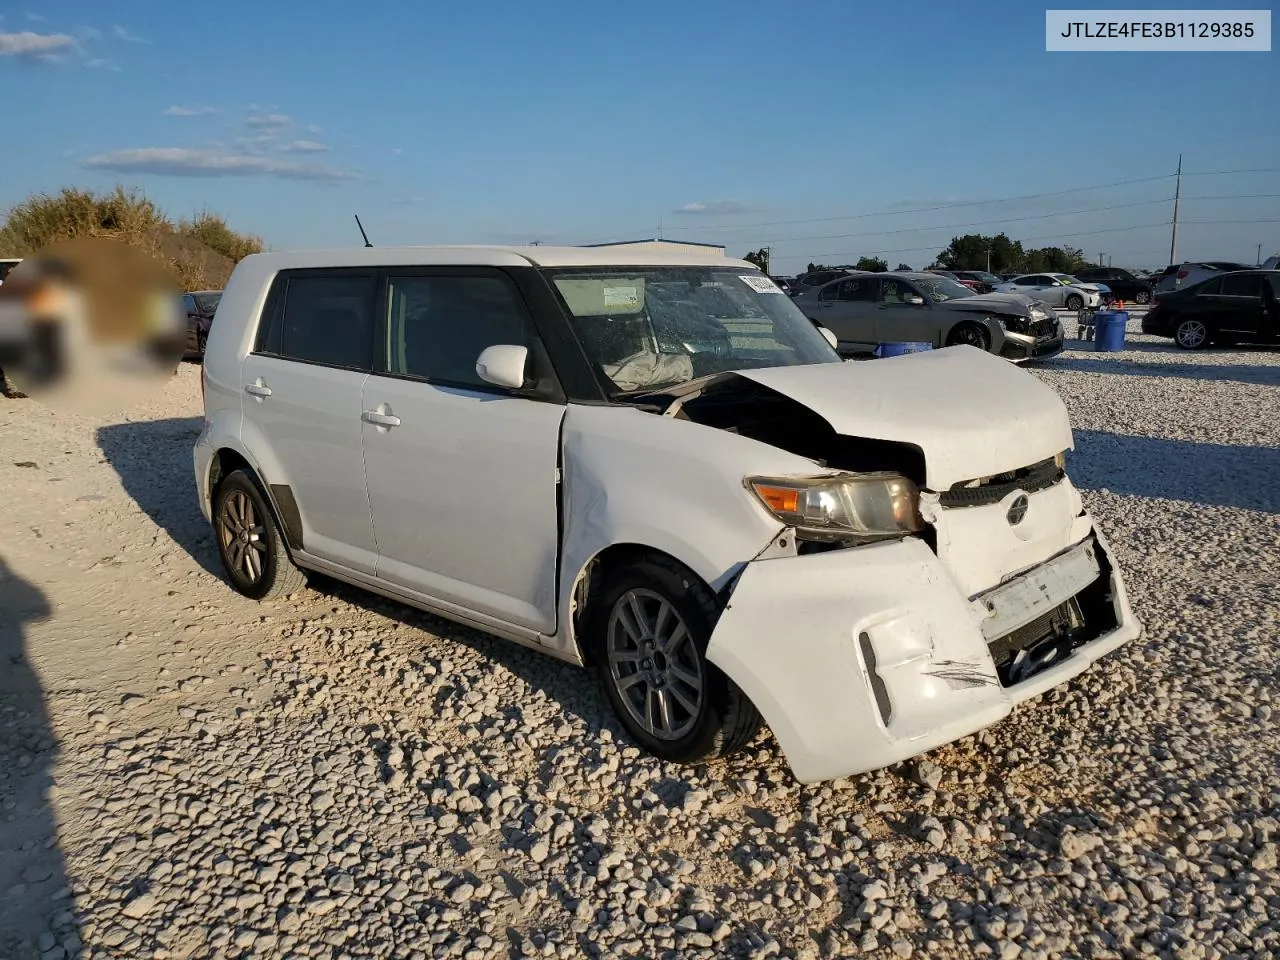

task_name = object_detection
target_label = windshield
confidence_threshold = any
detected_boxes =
[973,271,1000,285]
[192,292,222,314]
[544,267,841,394]
[912,275,975,302]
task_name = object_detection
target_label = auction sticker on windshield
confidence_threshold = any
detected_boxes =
[603,285,640,308]
[740,275,783,294]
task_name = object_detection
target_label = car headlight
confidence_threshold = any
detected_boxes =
[746,472,923,542]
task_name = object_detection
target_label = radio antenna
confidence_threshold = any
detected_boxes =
[354,214,373,248]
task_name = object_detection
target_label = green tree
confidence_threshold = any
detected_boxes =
[937,232,1025,273]
[742,248,770,274]
[854,256,888,272]
[895,263,913,272]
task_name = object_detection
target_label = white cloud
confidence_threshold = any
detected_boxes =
[87,57,120,71]
[26,12,44,21]
[307,124,323,135]
[391,147,403,156]
[673,199,750,216]
[0,30,76,61]
[164,104,220,117]
[75,26,102,41]
[278,140,328,153]
[112,25,149,43]
[246,112,293,130]
[82,147,358,181]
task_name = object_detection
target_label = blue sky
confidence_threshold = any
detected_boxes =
[2,0,1277,271]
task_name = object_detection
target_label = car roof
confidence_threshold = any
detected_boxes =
[235,245,753,271]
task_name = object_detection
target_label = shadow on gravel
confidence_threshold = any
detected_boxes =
[305,572,623,739]
[1048,356,1280,386]
[96,416,222,577]
[0,557,83,960]
[1072,429,1280,513]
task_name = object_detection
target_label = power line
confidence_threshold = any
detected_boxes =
[772,215,1280,265]
[655,173,1179,234]
[759,198,1173,245]
[572,168,1280,247]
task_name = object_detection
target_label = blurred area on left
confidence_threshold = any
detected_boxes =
[0,237,185,416]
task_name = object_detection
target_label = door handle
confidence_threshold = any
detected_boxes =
[245,380,272,398]
[362,409,401,428]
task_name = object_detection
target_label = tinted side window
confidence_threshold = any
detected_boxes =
[1221,274,1263,297]
[836,277,877,301]
[278,275,376,370]
[383,274,531,389]
[1196,278,1223,295]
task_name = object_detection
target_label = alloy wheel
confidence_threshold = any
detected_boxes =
[218,489,268,583]
[1175,319,1207,349]
[1135,291,1151,304]
[606,588,704,741]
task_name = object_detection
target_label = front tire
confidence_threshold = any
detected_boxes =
[945,321,991,351]
[213,469,306,600]
[1174,318,1210,350]
[1065,294,1084,311]
[588,554,761,764]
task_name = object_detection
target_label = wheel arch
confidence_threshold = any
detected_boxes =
[207,444,304,553]
[566,541,733,668]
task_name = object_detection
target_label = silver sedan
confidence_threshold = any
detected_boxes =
[993,273,1102,310]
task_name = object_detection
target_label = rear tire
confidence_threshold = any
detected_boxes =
[1065,294,1084,311]
[1134,290,1151,305]
[1174,318,1210,350]
[588,554,761,764]
[213,469,306,600]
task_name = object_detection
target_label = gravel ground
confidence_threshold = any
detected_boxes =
[1,320,1278,960]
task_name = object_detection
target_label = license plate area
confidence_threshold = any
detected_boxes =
[977,538,1102,643]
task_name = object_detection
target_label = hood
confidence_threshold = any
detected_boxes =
[734,347,1074,489]
[935,292,1035,314]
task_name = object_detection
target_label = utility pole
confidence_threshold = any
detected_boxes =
[763,246,772,276]
[1098,252,1105,266]
[1258,243,1264,266]
[1168,154,1182,266]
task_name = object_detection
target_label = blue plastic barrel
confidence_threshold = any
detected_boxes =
[1092,311,1128,352]
[876,341,934,358]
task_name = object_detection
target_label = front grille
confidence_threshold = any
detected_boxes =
[990,596,1084,686]
[939,457,1064,508]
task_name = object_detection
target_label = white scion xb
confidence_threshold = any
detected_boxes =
[194,246,1141,783]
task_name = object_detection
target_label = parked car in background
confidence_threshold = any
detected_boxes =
[1261,254,1279,271]
[1142,270,1280,349]
[195,244,1138,783]
[1073,267,1154,304]
[993,274,1103,311]
[925,269,981,292]
[1154,261,1253,294]
[790,268,862,295]
[794,271,1064,361]
[0,259,21,284]
[772,276,797,294]
[182,290,222,360]
[948,270,1003,294]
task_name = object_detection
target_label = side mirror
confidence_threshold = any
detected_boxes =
[818,326,838,349]
[475,344,528,390]
[905,294,926,306]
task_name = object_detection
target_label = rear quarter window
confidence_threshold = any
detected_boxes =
[252,270,377,371]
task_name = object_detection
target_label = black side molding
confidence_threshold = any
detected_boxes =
[268,484,304,551]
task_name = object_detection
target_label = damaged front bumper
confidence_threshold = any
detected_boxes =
[705,527,1141,784]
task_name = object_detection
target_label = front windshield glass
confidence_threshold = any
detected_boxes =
[193,292,222,313]
[545,267,841,394]
[973,271,1000,285]
[912,275,975,302]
